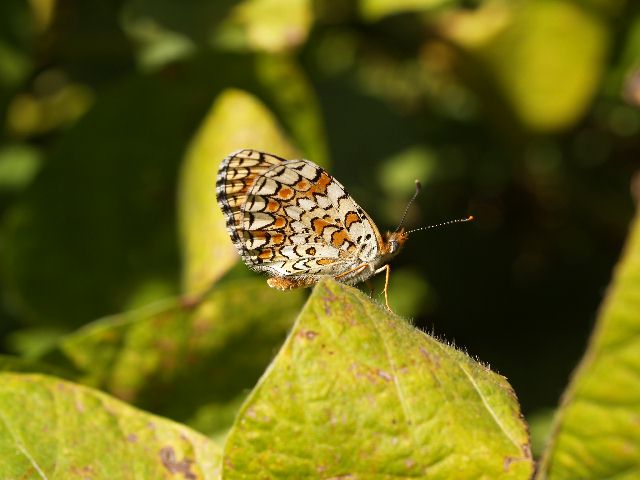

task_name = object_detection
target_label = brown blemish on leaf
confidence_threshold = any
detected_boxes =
[300,330,318,340]
[159,446,197,480]
[377,369,393,382]
[503,456,516,472]
[503,443,533,472]
[69,465,94,477]
[350,363,393,385]
[419,347,441,368]
[180,295,200,310]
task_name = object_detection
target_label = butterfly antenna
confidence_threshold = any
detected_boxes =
[394,180,422,232]
[406,215,475,234]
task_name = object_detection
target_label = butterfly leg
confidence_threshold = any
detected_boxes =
[334,263,368,282]
[364,279,375,297]
[373,264,392,310]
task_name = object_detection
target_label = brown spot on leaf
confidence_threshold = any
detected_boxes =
[159,447,196,480]
[503,444,532,472]
[503,456,515,472]
[419,347,441,368]
[302,330,318,340]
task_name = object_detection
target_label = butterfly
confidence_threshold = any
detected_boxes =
[216,149,472,309]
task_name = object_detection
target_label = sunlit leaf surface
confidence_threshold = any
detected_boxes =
[178,88,298,298]
[0,373,221,479]
[442,0,610,131]
[360,0,454,22]
[223,279,533,479]
[215,0,312,53]
[53,278,304,437]
[539,208,640,479]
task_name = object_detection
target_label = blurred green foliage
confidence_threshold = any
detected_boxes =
[0,0,638,475]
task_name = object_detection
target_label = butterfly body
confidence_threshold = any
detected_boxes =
[216,149,407,302]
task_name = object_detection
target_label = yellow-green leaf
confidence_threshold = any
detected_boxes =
[538,207,640,478]
[0,373,221,479]
[360,0,454,22]
[214,0,312,53]
[52,278,304,438]
[223,279,533,479]
[178,88,298,298]
[255,56,329,167]
[443,0,610,132]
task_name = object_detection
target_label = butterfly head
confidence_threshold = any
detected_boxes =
[383,229,409,256]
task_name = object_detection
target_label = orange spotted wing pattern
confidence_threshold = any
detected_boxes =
[216,149,407,292]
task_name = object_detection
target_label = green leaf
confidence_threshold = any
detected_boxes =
[178,88,299,299]
[442,0,610,132]
[360,0,454,22]
[0,373,221,479]
[0,354,73,378]
[538,208,640,478]
[254,56,329,168]
[0,144,42,192]
[0,0,33,91]
[0,53,324,327]
[213,0,313,53]
[1,73,196,326]
[51,278,304,437]
[223,279,533,479]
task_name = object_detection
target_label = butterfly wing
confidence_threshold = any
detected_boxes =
[216,149,284,258]
[216,149,384,283]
